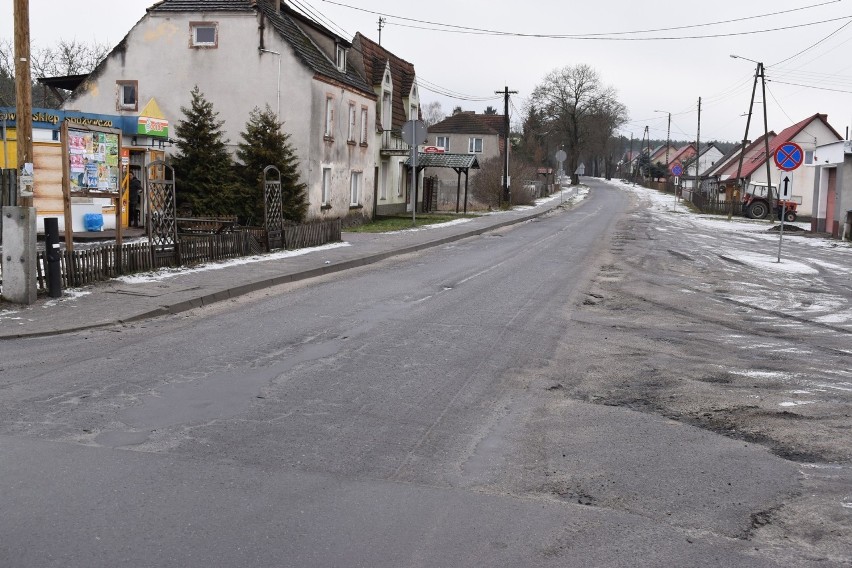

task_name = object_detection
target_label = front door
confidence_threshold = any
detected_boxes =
[826,168,837,236]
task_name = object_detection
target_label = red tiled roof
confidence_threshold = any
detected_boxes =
[716,133,775,179]
[352,33,417,131]
[428,112,503,136]
[667,144,696,165]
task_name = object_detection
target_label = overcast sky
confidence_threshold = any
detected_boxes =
[4,0,852,143]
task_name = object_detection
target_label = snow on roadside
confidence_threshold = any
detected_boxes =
[719,251,819,275]
[115,242,352,284]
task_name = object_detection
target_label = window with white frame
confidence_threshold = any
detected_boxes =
[468,137,483,153]
[190,22,218,47]
[324,96,334,138]
[116,80,138,111]
[336,45,347,72]
[805,150,814,164]
[347,103,356,142]
[322,167,331,205]
[360,106,369,145]
[436,136,450,152]
[382,92,391,128]
[350,171,362,206]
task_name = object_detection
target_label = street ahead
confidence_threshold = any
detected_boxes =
[1,179,849,567]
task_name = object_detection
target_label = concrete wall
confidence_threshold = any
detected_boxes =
[813,157,852,237]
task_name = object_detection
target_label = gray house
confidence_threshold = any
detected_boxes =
[64,0,377,222]
[812,139,852,239]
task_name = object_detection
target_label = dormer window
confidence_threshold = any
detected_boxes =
[336,45,347,72]
[385,72,391,85]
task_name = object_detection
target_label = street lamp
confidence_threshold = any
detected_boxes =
[654,109,672,174]
[259,48,282,118]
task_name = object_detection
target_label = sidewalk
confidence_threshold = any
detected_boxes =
[0,187,587,339]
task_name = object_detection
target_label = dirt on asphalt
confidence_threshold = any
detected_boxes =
[555,187,852,564]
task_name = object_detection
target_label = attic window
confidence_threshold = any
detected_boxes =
[336,45,347,72]
[385,73,390,85]
[190,22,218,48]
[116,80,138,111]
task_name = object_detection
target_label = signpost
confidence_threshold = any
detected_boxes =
[773,143,804,263]
[670,163,683,211]
[401,119,427,224]
[555,150,567,203]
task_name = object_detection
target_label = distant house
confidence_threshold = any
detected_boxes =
[648,144,677,165]
[811,140,852,238]
[350,33,420,216]
[666,144,697,169]
[427,111,505,205]
[63,0,378,222]
[680,143,724,190]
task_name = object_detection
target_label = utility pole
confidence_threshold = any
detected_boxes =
[14,0,33,207]
[733,60,760,221]
[628,132,634,182]
[759,63,774,215]
[4,0,37,304]
[495,86,517,207]
[645,126,651,181]
[695,96,702,196]
[377,17,385,45]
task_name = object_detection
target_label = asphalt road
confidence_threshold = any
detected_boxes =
[0,179,848,566]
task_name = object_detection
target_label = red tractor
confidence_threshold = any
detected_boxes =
[742,182,798,222]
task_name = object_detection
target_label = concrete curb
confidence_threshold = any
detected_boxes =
[2,200,571,339]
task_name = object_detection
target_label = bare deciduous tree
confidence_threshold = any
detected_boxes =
[421,101,445,127]
[0,38,111,107]
[529,64,627,185]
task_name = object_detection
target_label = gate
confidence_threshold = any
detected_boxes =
[263,165,284,250]
[145,160,179,267]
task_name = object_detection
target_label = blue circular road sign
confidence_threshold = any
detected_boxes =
[671,163,683,176]
[774,142,804,172]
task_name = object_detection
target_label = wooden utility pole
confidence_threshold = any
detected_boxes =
[759,63,775,214]
[495,86,517,206]
[733,62,760,220]
[695,96,702,195]
[14,0,33,207]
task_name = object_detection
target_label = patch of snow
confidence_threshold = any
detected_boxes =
[392,218,475,233]
[720,251,819,275]
[779,401,814,407]
[115,242,352,284]
[814,312,852,324]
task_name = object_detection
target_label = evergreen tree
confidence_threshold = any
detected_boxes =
[172,86,237,215]
[236,106,308,224]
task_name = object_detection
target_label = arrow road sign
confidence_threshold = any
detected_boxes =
[780,175,793,199]
[774,142,804,172]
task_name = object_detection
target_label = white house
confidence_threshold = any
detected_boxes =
[64,0,377,222]
[350,33,421,216]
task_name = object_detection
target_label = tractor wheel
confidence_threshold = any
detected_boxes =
[784,210,797,223]
[747,200,769,219]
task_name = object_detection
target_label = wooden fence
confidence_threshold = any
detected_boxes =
[9,219,342,293]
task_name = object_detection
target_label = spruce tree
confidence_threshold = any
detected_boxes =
[172,86,237,216]
[236,106,308,224]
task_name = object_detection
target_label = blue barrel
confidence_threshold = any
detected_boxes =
[83,213,104,232]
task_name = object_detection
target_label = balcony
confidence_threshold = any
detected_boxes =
[381,130,411,155]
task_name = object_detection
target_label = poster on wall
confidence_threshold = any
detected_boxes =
[68,128,120,192]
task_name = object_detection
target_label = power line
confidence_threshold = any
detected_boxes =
[290,0,350,38]
[767,79,852,94]
[768,17,852,67]
[385,15,852,41]
[318,0,841,39]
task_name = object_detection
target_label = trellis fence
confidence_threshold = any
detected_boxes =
[11,219,341,292]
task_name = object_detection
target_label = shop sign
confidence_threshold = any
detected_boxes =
[137,116,169,138]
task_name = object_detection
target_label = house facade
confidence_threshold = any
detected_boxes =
[63,0,377,222]
[350,32,421,216]
[427,111,504,207]
[811,140,852,238]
